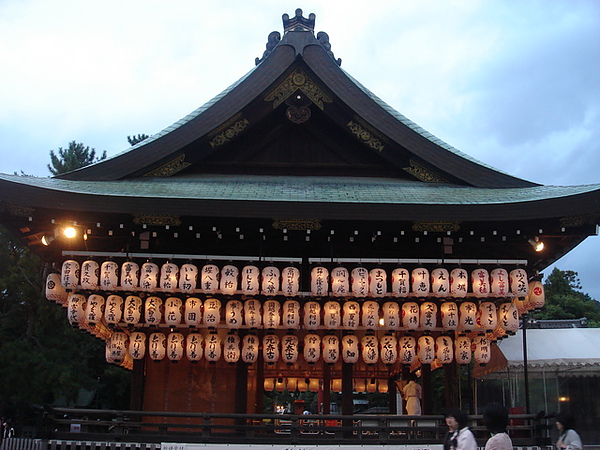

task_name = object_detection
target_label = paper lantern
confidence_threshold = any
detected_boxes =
[241,265,260,295]
[148,332,166,361]
[311,266,329,296]
[399,336,417,364]
[204,333,222,362]
[104,294,124,325]
[471,269,490,298]
[225,299,243,329]
[263,299,281,329]
[380,335,398,365]
[436,335,454,364]
[281,334,299,364]
[275,377,286,392]
[420,301,438,330]
[281,266,300,297]
[128,331,146,360]
[454,336,472,364]
[331,378,342,392]
[450,268,469,298]
[512,296,528,315]
[309,378,320,393]
[262,334,280,364]
[264,378,275,392]
[431,268,450,297]
[526,280,545,310]
[244,299,262,328]
[367,378,377,393]
[67,293,86,325]
[361,300,380,330]
[286,377,298,392]
[498,302,519,334]
[382,301,400,329]
[61,259,80,289]
[105,344,114,364]
[144,296,163,326]
[120,261,139,291]
[108,331,128,363]
[242,334,259,364]
[361,334,379,365]
[440,301,459,330]
[164,297,183,327]
[85,294,105,325]
[322,334,340,364]
[354,379,366,393]
[201,264,220,294]
[186,333,203,361]
[220,265,239,295]
[304,334,321,363]
[459,301,477,332]
[184,297,202,327]
[140,262,159,292]
[473,336,491,365]
[179,263,198,292]
[342,301,360,329]
[167,332,185,361]
[378,379,389,394]
[81,260,100,290]
[298,377,308,392]
[510,268,529,297]
[203,298,222,328]
[402,302,420,330]
[123,295,142,325]
[477,301,498,332]
[323,301,341,329]
[490,268,509,296]
[330,267,349,297]
[261,266,280,296]
[100,261,119,290]
[417,335,435,364]
[282,300,301,329]
[411,267,430,296]
[391,268,410,297]
[303,301,321,330]
[351,267,369,298]
[160,262,179,292]
[342,334,359,363]
[369,268,387,297]
[223,334,241,364]
[46,273,68,305]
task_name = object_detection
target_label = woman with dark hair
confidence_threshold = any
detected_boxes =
[483,403,513,450]
[443,409,477,450]
[555,412,582,450]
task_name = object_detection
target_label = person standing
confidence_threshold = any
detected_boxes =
[483,403,513,450]
[443,409,477,450]
[402,373,422,415]
[555,412,582,450]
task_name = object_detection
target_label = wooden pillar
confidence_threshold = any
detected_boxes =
[322,363,331,414]
[444,361,459,410]
[235,358,248,413]
[421,364,433,414]
[388,375,397,414]
[341,361,353,438]
[129,358,145,410]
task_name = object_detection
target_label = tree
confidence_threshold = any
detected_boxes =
[127,134,149,146]
[48,141,107,175]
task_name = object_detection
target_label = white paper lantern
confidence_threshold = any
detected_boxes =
[167,332,185,361]
[303,301,321,330]
[323,301,341,329]
[471,268,490,298]
[455,336,472,364]
[391,268,410,297]
[203,298,222,328]
[205,333,222,362]
[309,378,320,393]
[369,268,387,297]
[342,301,360,329]
[241,334,259,364]
[67,293,86,325]
[104,294,124,325]
[473,336,491,365]
[287,377,298,392]
[513,295,528,314]
[510,268,529,297]
[341,334,359,363]
[367,379,377,393]
[450,268,469,298]
[354,379,366,393]
[402,302,420,330]
[281,266,300,297]
[436,335,454,364]
[261,266,280,296]
[281,334,299,364]
[244,299,262,328]
[201,264,220,294]
[164,297,183,327]
[144,296,163,326]
[477,301,498,332]
[331,378,342,392]
[128,331,146,360]
[275,377,286,392]
[100,261,119,290]
[263,299,281,329]
[419,301,438,330]
[61,259,80,289]
[411,267,430,296]
[148,332,166,361]
[140,262,159,292]
[186,333,203,361]
[431,268,450,297]
[459,301,477,332]
[80,260,100,290]
[490,268,509,296]
[304,333,321,363]
[241,265,260,295]
[382,301,400,329]
[262,334,280,364]
[264,378,275,392]
[330,267,349,297]
[526,280,545,310]
[123,295,142,325]
[120,261,139,291]
[417,335,435,364]
[184,297,202,327]
[378,379,389,394]
[46,273,68,305]
[351,267,369,298]
[322,334,340,364]
[311,266,329,296]
[105,343,115,364]
[361,335,379,364]
[399,336,417,364]
[361,300,380,330]
[440,301,459,330]
[85,294,105,325]
[223,334,241,364]
[282,300,301,329]
[220,265,239,295]
[159,263,179,292]
[108,331,128,363]
[498,302,519,334]
[179,263,198,292]
[225,299,243,329]
[380,335,398,365]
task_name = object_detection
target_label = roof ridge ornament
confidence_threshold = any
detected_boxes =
[282,8,315,33]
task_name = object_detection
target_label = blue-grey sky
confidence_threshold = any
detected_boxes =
[1,0,599,299]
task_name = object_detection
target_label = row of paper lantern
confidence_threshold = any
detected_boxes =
[264,377,390,394]
[106,330,493,366]
[59,259,531,298]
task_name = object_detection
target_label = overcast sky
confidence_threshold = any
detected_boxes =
[1,0,599,299]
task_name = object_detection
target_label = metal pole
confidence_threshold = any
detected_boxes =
[522,313,531,414]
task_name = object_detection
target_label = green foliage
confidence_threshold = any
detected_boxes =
[48,141,107,175]
[127,134,149,146]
